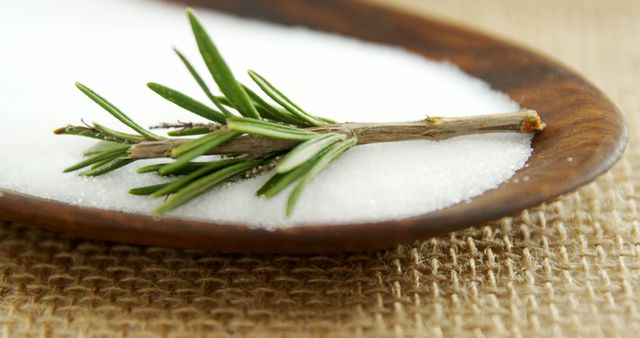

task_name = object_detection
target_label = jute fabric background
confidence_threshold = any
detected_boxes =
[1,0,638,337]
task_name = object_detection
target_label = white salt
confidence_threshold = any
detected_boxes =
[0,0,532,229]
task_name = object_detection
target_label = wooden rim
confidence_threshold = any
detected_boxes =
[0,0,627,253]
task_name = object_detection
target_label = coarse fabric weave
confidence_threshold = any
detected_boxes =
[1,0,639,337]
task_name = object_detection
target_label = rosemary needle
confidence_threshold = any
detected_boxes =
[75,82,163,141]
[64,147,129,173]
[276,133,345,173]
[83,141,129,157]
[80,158,135,177]
[147,82,226,124]
[160,129,241,175]
[257,153,324,198]
[154,160,262,215]
[152,158,245,197]
[130,183,171,196]
[227,117,318,141]
[187,9,260,119]
[170,128,237,158]
[54,126,133,144]
[173,48,234,118]
[167,127,212,137]
[287,137,357,215]
[137,162,210,175]
[93,123,145,143]
[247,70,326,126]
[241,84,304,126]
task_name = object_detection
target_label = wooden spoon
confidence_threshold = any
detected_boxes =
[0,0,627,253]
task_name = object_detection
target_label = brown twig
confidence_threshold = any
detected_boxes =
[128,110,544,159]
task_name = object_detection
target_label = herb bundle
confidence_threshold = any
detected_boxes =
[54,9,545,217]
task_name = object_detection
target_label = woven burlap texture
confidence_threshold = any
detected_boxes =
[1,0,639,337]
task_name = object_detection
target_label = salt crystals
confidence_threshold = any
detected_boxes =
[0,0,532,229]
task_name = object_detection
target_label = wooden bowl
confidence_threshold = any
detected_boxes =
[0,0,627,253]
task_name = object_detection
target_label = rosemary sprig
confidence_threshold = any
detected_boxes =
[54,8,545,217]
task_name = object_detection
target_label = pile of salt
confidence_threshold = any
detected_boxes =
[0,0,532,229]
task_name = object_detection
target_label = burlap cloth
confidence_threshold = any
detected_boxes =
[1,0,638,337]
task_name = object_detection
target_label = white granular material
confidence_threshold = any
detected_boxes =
[0,0,532,229]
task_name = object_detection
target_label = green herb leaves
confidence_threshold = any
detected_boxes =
[248,70,325,126]
[254,136,357,215]
[227,117,318,141]
[187,9,260,119]
[276,133,345,173]
[161,128,241,175]
[75,83,162,141]
[147,82,226,124]
[154,159,262,215]
[63,144,131,175]
[286,137,357,215]
[55,8,354,217]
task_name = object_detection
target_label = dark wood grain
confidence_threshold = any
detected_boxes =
[0,0,627,253]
